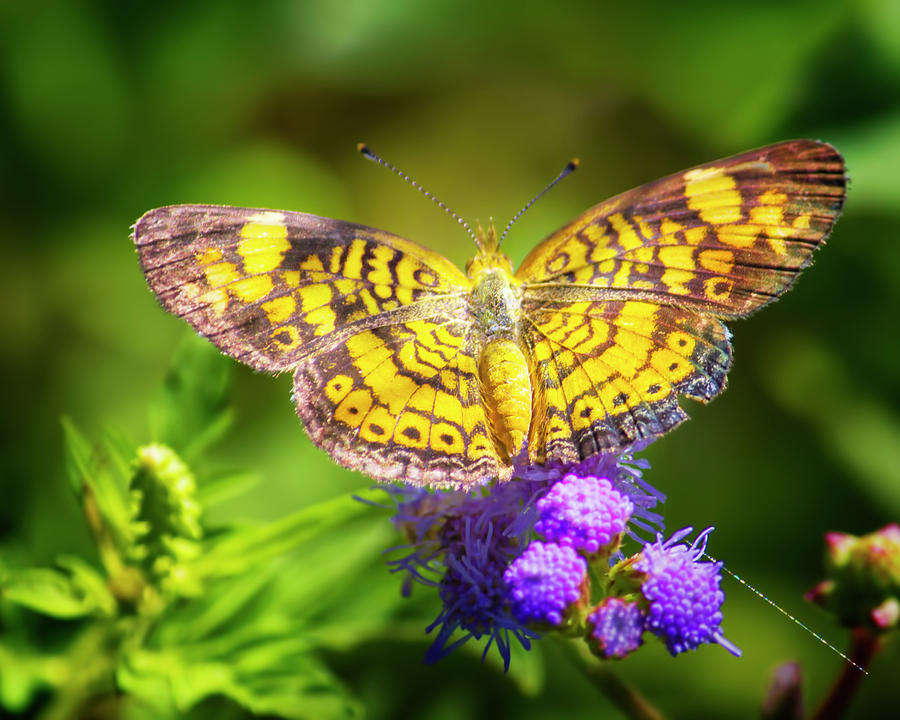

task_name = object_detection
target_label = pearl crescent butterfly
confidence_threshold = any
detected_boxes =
[133,140,846,488]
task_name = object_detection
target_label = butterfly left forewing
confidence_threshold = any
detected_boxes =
[134,205,470,373]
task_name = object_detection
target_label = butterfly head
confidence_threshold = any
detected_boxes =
[467,221,514,280]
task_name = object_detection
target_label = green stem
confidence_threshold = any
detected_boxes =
[561,639,667,720]
[37,622,117,720]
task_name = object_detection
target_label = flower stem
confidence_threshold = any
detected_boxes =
[36,623,116,720]
[811,627,882,720]
[561,639,666,720]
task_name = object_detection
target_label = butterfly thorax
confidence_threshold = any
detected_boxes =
[466,224,532,465]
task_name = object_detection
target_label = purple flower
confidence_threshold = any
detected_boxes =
[517,443,666,542]
[378,486,465,593]
[635,527,741,657]
[424,497,536,670]
[503,541,588,626]
[535,474,634,555]
[587,597,645,659]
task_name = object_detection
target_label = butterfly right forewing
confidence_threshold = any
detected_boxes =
[517,140,846,317]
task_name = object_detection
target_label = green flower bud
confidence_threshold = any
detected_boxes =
[128,444,203,597]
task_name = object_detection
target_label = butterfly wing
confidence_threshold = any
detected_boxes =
[134,206,469,372]
[134,205,501,486]
[522,299,732,464]
[293,317,504,486]
[516,140,846,462]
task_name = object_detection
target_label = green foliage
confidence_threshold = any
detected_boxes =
[0,337,392,719]
[148,334,234,462]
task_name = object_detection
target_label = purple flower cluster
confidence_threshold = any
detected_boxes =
[380,447,739,668]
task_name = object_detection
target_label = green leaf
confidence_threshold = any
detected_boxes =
[195,470,260,508]
[61,414,94,501]
[61,416,131,542]
[0,641,56,712]
[191,489,381,580]
[1,564,110,619]
[56,555,116,616]
[156,505,390,648]
[119,635,361,719]
[152,559,283,647]
[149,332,233,462]
[102,426,138,481]
[213,654,362,720]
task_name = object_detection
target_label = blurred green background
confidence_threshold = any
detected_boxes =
[2,0,899,718]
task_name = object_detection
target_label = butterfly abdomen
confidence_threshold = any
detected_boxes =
[468,258,532,462]
[478,338,532,461]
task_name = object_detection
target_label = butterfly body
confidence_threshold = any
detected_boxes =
[134,140,846,488]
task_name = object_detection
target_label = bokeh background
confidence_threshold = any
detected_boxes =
[2,1,899,718]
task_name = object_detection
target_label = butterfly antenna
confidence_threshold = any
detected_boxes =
[358,143,477,242]
[498,158,579,246]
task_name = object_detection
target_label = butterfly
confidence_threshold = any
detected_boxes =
[133,139,846,489]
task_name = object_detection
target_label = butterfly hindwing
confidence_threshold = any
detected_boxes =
[293,315,504,486]
[523,298,732,463]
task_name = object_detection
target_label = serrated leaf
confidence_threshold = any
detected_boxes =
[156,506,388,649]
[152,559,283,647]
[149,332,233,461]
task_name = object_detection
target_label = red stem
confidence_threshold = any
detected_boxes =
[811,627,882,720]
